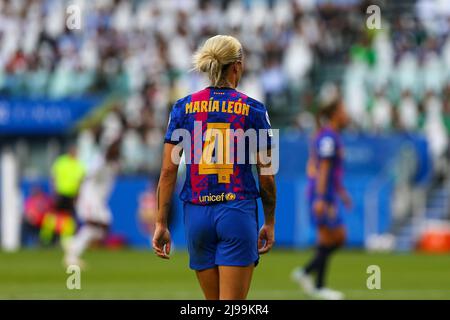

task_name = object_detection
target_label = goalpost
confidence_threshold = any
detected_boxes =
[0,147,21,252]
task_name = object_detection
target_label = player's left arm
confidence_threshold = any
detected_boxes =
[153,100,184,259]
[152,143,180,259]
[337,182,352,210]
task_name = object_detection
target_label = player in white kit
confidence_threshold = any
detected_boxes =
[64,140,121,268]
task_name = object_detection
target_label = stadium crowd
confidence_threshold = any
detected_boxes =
[1,0,450,174]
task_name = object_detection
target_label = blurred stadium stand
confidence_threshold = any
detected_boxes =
[1,0,450,251]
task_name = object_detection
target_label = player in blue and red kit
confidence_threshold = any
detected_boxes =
[152,35,276,300]
[292,93,351,300]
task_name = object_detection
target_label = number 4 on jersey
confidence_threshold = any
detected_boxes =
[199,123,233,183]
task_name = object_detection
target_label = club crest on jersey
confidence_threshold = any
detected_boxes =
[225,192,236,201]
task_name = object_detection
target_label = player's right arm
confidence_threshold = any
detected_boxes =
[152,143,180,260]
[257,148,276,255]
[252,104,276,254]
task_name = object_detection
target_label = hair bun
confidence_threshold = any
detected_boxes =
[192,35,242,86]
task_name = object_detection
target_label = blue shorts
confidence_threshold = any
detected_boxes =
[309,198,344,229]
[183,199,259,271]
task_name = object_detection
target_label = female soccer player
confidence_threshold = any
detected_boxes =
[152,35,276,300]
[63,139,121,268]
[291,93,351,300]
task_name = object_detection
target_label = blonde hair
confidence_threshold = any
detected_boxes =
[193,35,243,86]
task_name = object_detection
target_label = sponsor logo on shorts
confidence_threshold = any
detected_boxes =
[198,192,236,203]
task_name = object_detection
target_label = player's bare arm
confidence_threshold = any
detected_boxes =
[153,143,180,259]
[257,149,276,254]
[314,158,331,216]
[337,186,352,209]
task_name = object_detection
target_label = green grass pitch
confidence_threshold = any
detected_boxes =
[1,249,449,299]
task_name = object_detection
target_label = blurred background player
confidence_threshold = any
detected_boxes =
[42,145,85,245]
[63,139,121,267]
[51,145,85,217]
[292,84,352,300]
[152,35,277,300]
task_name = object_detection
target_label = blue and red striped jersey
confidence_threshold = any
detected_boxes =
[307,126,344,202]
[164,87,272,205]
